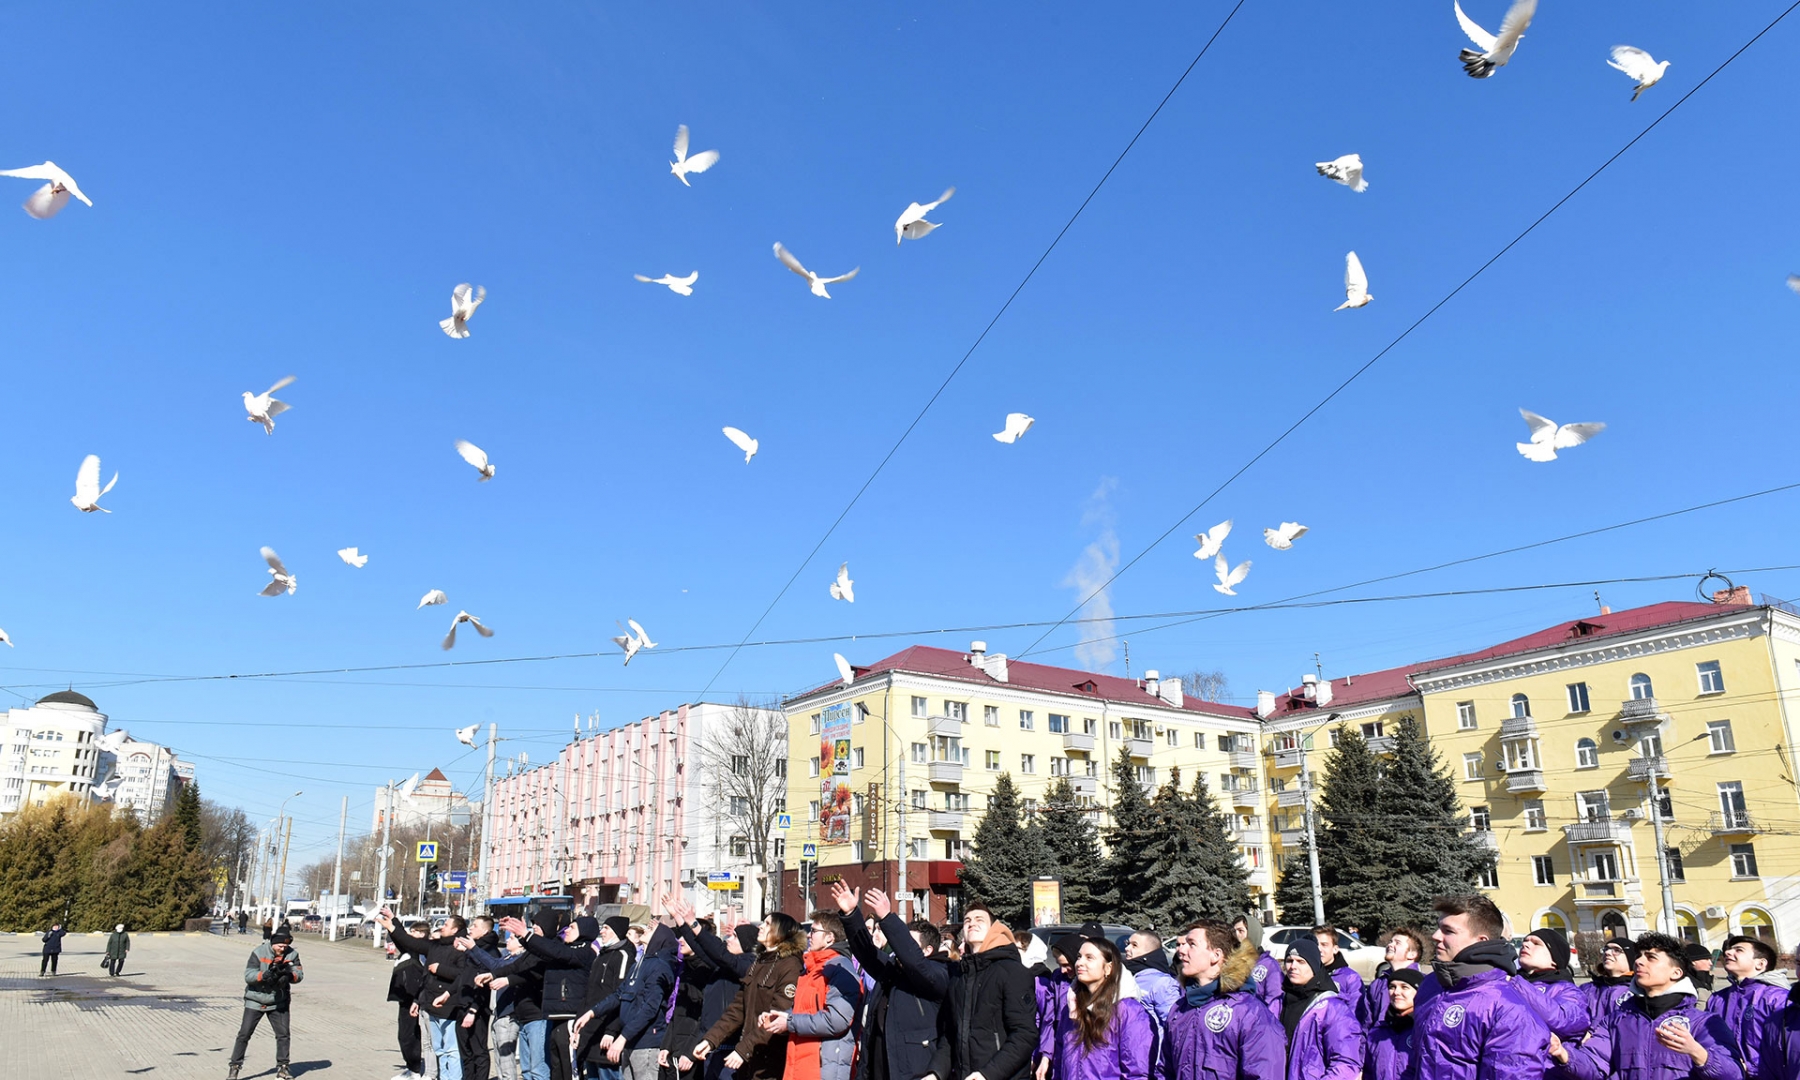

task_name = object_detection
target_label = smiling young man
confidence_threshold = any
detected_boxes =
[1160,919,1283,1080]
[926,904,1037,1080]
[1411,895,1549,1080]
[1553,932,1740,1080]
[1706,935,1791,1080]
[1581,937,1641,1030]
[1359,928,1425,1030]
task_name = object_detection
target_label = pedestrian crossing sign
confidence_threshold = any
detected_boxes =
[777,813,792,831]
[415,841,439,862]
[801,843,817,861]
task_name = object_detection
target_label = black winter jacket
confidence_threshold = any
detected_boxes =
[390,923,473,1020]
[844,910,950,1080]
[927,936,1037,1080]
[389,955,428,1004]
[660,943,720,1064]
[523,931,598,1021]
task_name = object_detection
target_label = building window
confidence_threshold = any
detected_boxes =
[1630,673,1654,700]
[1050,756,1069,776]
[731,754,749,775]
[1478,865,1500,889]
[1471,806,1491,831]
[1361,721,1385,740]
[1457,702,1477,730]
[908,837,929,858]
[1719,781,1749,829]
[1166,728,1180,747]
[984,750,1001,770]
[729,836,749,857]
[1578,790,1610,822]
[1590,851,1620,882]
[1462,753,1484,781]
[1665,847,1685,883]
[910,696,928,718]
[1532,855,1555,886]
[1020,754,1036,774]
[911,790,927,809]
[945,701,968,722]
[1048,714,1069,734]
[1083,718,1098,735]
[1019,710,1035,731]
[1731,843,1760,878]
[1655,788,1674,821]
[1708,720,1736,754]
[1698,661,1725,695]
[1510,694,1531,719]
[984,706,1000,727]
[730,796,749,816]
[1109,721,1123,740]
[1525,801,1546,831]
[946,792,971,811]
[1566,683,1590,713]
[809,800,820,821]
[1085,759,1099,777]
[946,839,972,860]
[809,757,821,778]
[851,748,865,769]
[1575,738,1599,769]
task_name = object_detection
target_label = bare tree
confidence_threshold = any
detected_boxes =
[694,697,788,914]
[200,800,257,907]
[1171,669,1230,702]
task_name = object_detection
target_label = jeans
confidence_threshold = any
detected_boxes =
[518,1019,549,1080]
[230,1008,292,1066]
[429,1016,465,1080]
[623,1047,660,1080]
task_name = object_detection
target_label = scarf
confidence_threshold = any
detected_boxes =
[1641,992,1690,1021]
[1280,969,1336,1040]
[1522,966,1573,984]
[664,951,685,1023]
[1590,972,1635,988]
[1183,978,1221,1007]
[1432,939,1517,990]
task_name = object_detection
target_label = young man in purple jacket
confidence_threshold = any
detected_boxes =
[1312,928,1363,1010]
[1581,938,1640,1030]
[1359,929,1425,1031]
[1757,982,1800,1080]
[1277,936,1364,1080]
[1411,894,1549,1080]
[1159,919,1283,1080]
[1553,932,1740,1080]
[1707,935,1791,1079]
[1234,915,1282,1020]
[1513,927,1590,1041]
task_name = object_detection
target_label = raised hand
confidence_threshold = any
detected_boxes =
[864,888,892,920]
[829,878,859,914]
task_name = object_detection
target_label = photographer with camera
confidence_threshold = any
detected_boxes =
[229,926,306,1080]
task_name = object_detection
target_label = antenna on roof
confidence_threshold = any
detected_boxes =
[1122,640,1130,677]
[1314,653,1323,681]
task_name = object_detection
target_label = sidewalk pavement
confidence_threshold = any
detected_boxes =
[1,930,403,1079]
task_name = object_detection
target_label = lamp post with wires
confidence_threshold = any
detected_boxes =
[455,723,501,909]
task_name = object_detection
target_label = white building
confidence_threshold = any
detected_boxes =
[0,691,112,817]
[372,767,474,833]
[96,730,186,822]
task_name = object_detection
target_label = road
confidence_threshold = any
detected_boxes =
[0,930,404,1079]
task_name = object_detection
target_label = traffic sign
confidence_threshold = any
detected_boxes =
[415,841,439,862]
[443,871,469,892]
[776,813,792,831]
[801,843,817,861]
[706,871,740,891]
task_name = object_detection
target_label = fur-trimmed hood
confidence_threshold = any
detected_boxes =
[764,933,807,959]
[1219,942,1260,994]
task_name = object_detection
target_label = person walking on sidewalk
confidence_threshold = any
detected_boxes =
[228,927,305,1080]
[105,924,131,977]
[239,910,249,935]
[39,922,65,976]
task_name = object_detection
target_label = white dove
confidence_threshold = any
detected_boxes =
[1516,409,1605,462]
[992,413,1035,444]
[243,376,296,435]
[71,455,118,513]
[442,610,494,651]
[1454,0,1537,78]
[440,283,486,338]
[1788,274,1800,295]
[834,652,855,686]
[259,547,297,597]
[722,426,758,463]
[454,439,495,481]
[612,619,657,666]
[337,547,368,568]
[773,243,859,299]
[0,161,92,219]
[1314,155,1367,193]
[1213,554,1252,596]
[1336,252,1372,310]
[1264,522,1309,550]
[669,125,720,187]
[418,589,448,609]
[0,627,13,647]
[1193,520,1233,561]
[634,271,698,296]
[1608,46,1670,101]
[829,562,855,603]
[895,187,955,244]
[455,723,480,747]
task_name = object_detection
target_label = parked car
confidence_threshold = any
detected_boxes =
[1263,925,1385,979]
[298,914,323,932]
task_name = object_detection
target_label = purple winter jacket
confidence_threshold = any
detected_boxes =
[1756,992,1800,1080]
[1285,992,1365,1080]
[1359,965,1421,1030]
[1564,990,1742,1080]
[1363,1018,1415,1080]
[1328,964,1365,1010]
[1251,954,1282,1019]
[1052,994,1154,1080]
[1157,947,1285,1080]
[1413,967,1550,1080]
[1513,975,1592,1040]
[1707,973,1792,1079]
[1040,972,1071,1067]
[1579,978,1637,1030]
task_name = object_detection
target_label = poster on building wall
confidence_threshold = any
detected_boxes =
[1032,877,1063,927]
[820,703,854,843]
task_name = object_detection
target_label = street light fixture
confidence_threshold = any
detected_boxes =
[272,791,302,921]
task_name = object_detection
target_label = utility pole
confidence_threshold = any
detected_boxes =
[1645,756,1678,935]
[1299,736,1325,926]
[277,816,293,917]
[479,723,497,907]
[376,782,393,948]
[329,795,348,941]
[896,724,909,921]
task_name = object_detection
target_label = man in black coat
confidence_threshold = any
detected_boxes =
[387,950,429,1078]
[831,882,949,1080]
[924,904,1036,1080]
[505,912,637,1080]
[40,922,66,976]
[667,900,757,1080]
[380,910,476,1080]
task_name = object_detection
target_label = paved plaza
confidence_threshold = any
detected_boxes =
[0,930,405,1080]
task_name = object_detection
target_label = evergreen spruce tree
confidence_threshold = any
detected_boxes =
[1099,748,1155,922]
[1134,770,1250,930]
[171,781,204,848]
[1313,725,1389,932]
[1273,847,1318,926]
[1370,713,1493,931]
[958,773,1049,927]
[1038,777,1102,922]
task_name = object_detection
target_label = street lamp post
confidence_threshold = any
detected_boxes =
[274,791,302,922]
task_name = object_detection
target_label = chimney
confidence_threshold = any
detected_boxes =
[1713,586,1752,606]
[969,641,1008,683]
[1301,674,1318,702]
[1600,605,1612,615]
[1143,670,1160,698]
[1315,678,1333,707]
[970,640,986,658]
[1256,690,1276,720]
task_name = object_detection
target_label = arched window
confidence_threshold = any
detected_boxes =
[1676,910,1700,946]
[1575,738,1599,769]
[1740,908,1778,948]
[1600,911,1629,939]
[1630,674,1654,700]
[1511,694,1532,719]
[1537,910,1568,932]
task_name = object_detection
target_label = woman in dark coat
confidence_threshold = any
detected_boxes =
[694,914,807,1080]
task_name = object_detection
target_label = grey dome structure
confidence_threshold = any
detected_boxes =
[37,690,97,709]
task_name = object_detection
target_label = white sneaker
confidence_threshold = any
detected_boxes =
[390,1072,421,1080]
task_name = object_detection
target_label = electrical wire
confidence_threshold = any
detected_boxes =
[1020,1,1800,660]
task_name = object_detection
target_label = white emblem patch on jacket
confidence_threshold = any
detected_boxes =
[1205,1003,1234,1032]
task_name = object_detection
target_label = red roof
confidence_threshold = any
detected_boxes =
[1265,600,1750,720]
[792,645,1256,719]
[424,767,449,783]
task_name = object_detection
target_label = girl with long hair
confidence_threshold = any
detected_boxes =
[693,914,807,1080]
[1050,937,1153,1080]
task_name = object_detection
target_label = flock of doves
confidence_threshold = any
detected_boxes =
[13,3,1785,680]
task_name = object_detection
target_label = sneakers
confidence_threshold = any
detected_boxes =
[390,1072,421,1080]
[275,1066,293,1080]
[226,1066,241,1080]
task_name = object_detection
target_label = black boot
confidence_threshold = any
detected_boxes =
[226,1066,241,1080]
[275,1064,293,1079]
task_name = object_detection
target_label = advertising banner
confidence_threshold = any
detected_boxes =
[820,702,855,843]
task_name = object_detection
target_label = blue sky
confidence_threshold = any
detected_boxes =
[3,2,1798,869]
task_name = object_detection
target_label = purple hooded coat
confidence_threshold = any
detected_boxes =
[1756,990,1800,1080]
[1284,992,1365,1080]
[1412,965,1550,1080]
[1580,978,1637,1030]
[1513,975,1592,1040]
[1359,965,1420,1031]
[1158,945,1285,1080]
[1363,1017,1415,1080]
[1563,989,1742,1080]
[1052,993,1154,1080]
[1327,964,1365,1010]
[1252,955,1282,1019]
[1707,973,1792,1079]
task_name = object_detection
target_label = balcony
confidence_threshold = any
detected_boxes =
[1709,811,1760,837]
[927,760,963,784]
[1505,768,1547,794]
[1124,736,1155,759]
[1276,785,1314,808]
[1365,736,1396,755]
[927,810,965,832]
[926,715,961,737]
[1068,776,1098,798]
[1062,731,1096,753]
[1564,818,1632,844]
[1272,748,1303,771]
[1233,821,1266,845]
[1619,698,1669,727]
[1229,784,1261,809]
[1228,750,1260,771]
[1500,716,1539,740]
[1246,866,1274,888]
[1278,828,1308,848]
[1626,756,1667,782]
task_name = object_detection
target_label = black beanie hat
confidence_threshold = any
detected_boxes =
[1053,934,1087,965]
[573,915,601,942]
[1387,966,1426,989]
[604,916,631,942]
[734,923,760,953]
[269,929,294,945]
[1528,927,1572,970]
[1286,934,1324,975]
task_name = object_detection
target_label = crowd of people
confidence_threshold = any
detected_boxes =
[281,890,1800,1080]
